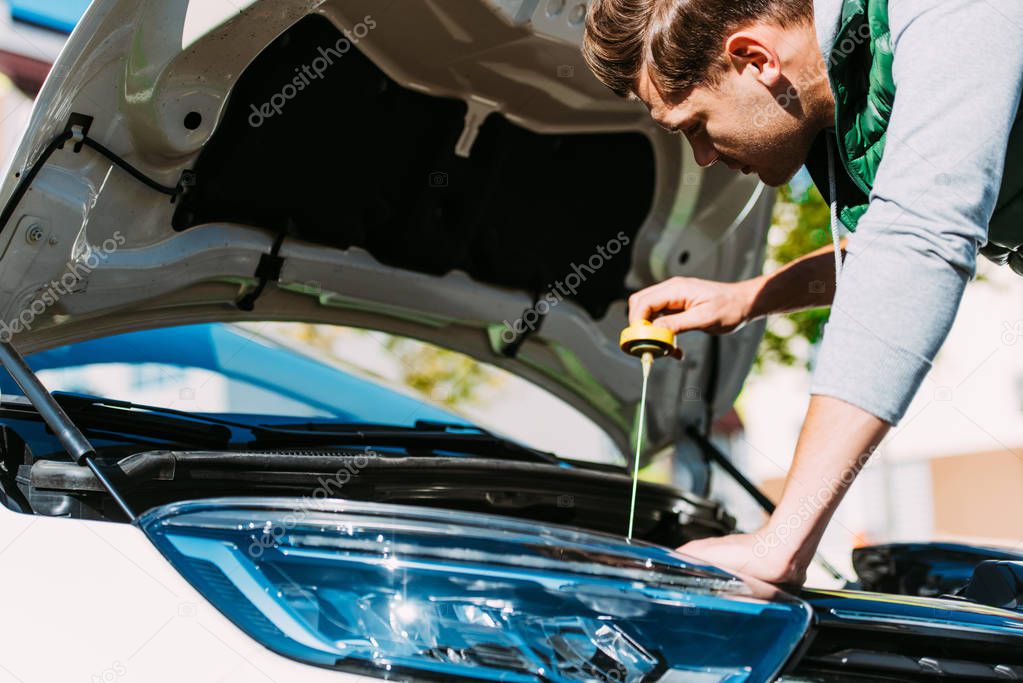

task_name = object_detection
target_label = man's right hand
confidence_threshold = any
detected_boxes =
[627,276,761,335]
[628,244,843,336]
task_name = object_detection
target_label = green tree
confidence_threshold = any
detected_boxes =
[381,336,499,408]
[258,322,499,409]
[754,182,833,371]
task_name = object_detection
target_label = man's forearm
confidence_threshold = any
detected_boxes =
[746,243,843,319]
[677,395,890,584]
[758,394,889,577]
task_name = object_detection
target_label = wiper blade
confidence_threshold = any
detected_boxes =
[254,419,560,465]
[47,392,241,447]
[261,419,485,436]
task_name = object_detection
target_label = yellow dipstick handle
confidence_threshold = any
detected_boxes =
[619,320,679,359]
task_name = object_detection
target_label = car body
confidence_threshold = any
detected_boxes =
[1,1,1023,682]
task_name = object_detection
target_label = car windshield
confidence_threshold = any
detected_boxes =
[0,323,623,465]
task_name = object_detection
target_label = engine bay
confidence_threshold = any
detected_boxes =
[0,395,734,546]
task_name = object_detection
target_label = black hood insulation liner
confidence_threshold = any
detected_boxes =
[173,15,656,319]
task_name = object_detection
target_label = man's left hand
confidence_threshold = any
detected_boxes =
[675,395,891,588]
[677,531,808,586]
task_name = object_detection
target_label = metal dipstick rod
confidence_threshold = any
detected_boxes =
[628,351,654,539]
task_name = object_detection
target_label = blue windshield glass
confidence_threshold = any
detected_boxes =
[0,323,466,428]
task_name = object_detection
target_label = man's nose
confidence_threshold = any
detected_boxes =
[691,140,719,168]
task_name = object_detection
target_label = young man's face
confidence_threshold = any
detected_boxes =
[634,64,818,187]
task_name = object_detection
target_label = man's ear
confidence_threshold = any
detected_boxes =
[724,31,782,87]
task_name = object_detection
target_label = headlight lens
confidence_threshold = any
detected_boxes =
[140,499,810,682]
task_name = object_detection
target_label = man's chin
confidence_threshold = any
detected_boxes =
[756,165,800,187]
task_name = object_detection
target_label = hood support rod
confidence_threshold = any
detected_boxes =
[686,425,776,513]
[0,341,136,520]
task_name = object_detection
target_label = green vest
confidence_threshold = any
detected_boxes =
[828,0,1023,273]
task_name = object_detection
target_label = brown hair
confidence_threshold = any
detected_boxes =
[583,0,811,99]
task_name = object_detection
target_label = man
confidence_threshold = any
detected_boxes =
[583,0,1023,585]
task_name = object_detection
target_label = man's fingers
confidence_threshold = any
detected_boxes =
[651,309,711,334]
[628,278,689,325]
[627,290,660,326]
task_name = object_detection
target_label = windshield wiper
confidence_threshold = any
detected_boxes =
[53,395,559,463]
[50,392,239,447]
[253,419,561,465]
[6,391,560,466]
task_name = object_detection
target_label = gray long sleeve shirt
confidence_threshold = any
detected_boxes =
[809,0,1023,424]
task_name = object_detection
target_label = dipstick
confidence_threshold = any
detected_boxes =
[627,351,654,539]
[619,320,680,540]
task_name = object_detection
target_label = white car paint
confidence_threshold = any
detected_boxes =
[0,504,373,682]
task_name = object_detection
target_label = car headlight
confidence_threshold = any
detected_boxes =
[139,498,810,682]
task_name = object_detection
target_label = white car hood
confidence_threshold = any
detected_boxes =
[0,0,771,468]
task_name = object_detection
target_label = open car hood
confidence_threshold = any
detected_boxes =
[0,0,771,471]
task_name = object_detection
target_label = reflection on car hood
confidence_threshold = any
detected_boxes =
[0,0,772,465]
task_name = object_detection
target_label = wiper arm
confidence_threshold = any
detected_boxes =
[50,392,238,447]
[2,392,259,448]
[254,419,561,465]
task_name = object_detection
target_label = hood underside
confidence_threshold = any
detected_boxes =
[0,0,772,470]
